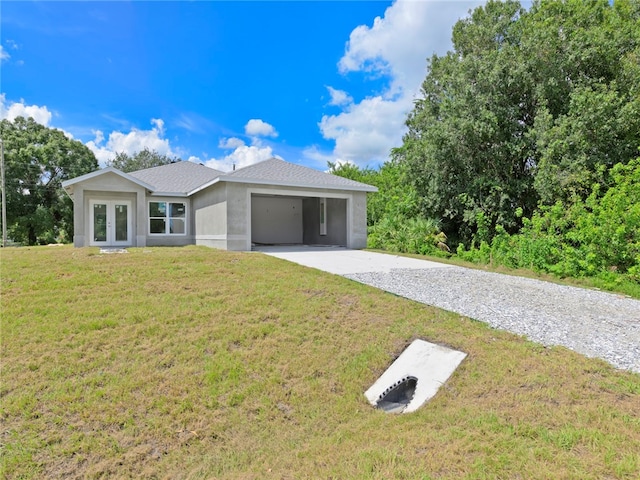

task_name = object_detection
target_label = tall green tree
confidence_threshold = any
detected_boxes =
[107,147,178,173]
[395,0,534,244]
[524,0,640,204]
[396,0,640,245]
[0,117,99,245]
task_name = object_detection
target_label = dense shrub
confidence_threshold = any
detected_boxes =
[457,159,640,294]
[369,215,449,256]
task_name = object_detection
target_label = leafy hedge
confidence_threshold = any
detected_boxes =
[457,159,640,294]
[368,215,449,256]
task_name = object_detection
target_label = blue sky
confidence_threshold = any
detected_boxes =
[1,1,483,172]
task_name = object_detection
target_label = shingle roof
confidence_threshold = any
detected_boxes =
[129,161,224,194]
[222,158,377,192]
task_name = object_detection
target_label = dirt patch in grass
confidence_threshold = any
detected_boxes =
[1,245,639,479]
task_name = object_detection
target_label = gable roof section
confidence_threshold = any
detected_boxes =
[129,161,224,195]
[61,167,156,194]
[214,158,377,193]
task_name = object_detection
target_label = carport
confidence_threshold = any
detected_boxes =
[250,193,347,247]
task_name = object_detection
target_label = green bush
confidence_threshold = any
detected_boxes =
[368,215,449,256]
[457,159,640,295]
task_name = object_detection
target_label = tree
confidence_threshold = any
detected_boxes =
[329,160,420,225]
[395,0,535,245]
[395,0,640,246]
[523,0,640,204]
[0,116,99,245]
[107,147,178,173]
[329,160,450,255]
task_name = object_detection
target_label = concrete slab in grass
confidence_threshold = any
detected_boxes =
[365,339,467,413]
[99,248,128,254]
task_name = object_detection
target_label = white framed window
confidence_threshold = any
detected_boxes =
[319,197,327,236]
[149,201,186,235]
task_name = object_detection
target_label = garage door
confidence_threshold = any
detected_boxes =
[251,195,303,245]
[251,194,347,246]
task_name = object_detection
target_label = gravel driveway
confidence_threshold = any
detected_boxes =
[258,246,640,374]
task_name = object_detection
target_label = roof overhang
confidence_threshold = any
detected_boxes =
[149,191,190,197]
[61,167,156,197]
[188,175,378,195]
[187,177,223,196]
[62,166,378,199]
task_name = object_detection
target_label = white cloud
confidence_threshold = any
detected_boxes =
[0,94,73,140]
[0,46,10,62]
[0,93,52,126]
[93,130,105,145]
[339,0,481,95]
[85,118,174,166]
[204,141,278,172]
[0,93,53,126]
[324,158,358,173]
[201,118,283,171]
[321,0,481,165]
[0,95,180,168]
[218,137,245,149]
[244,119,278,138]
[175,112,213,134]
[326,86,353,107]
[150,118,165,135]
[302,145,335,166]
[320,95,408,164]
[84,132,113,165]
[302,145,367,172]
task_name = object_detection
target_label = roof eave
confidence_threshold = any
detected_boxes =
[186,177,223,196]
[217,176,378,192]
[149,191,190,197]
[61,167,156,194]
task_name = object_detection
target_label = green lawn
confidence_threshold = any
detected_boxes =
[1,246,639,479]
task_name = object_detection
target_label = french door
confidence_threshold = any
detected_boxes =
[90,200,132,247]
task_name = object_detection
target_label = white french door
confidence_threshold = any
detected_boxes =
[90,200,132,247]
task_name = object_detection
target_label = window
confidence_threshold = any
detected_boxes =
[149,201,186,235]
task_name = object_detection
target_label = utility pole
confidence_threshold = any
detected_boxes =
[0,138,6,247]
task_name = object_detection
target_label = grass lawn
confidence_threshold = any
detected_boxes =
[1,245,639,479]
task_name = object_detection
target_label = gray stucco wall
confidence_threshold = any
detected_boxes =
[192,183,228,249]
[130,179,370,251]
[242,184,368,250]
[350,191,368,249]
[70,171,371,250]
[224,183,249,251]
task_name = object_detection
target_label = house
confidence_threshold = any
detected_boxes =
[61,158,377,251]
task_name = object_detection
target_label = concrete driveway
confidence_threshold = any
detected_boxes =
[255,245,640,373]
[255,245,452,275]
